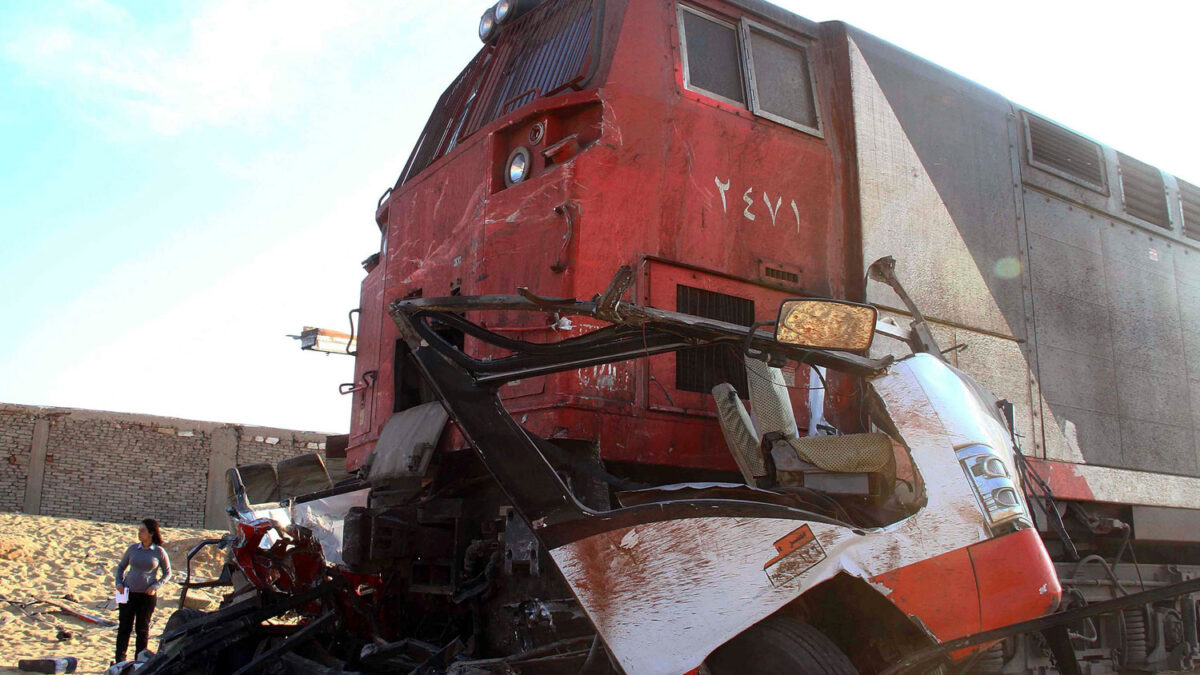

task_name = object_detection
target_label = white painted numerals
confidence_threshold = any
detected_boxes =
[714,176,801,231]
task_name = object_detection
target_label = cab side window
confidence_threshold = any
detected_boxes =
[678,4,821,137]
[746,25,818,131]
[679,8,746,106]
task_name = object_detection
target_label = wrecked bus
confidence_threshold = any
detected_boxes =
[147,0,1200,673]
[157,261,1062,675]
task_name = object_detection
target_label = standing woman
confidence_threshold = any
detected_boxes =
[114,518,172,663]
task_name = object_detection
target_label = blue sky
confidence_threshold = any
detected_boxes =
[0,1,483,431]
[1,0,1196,432]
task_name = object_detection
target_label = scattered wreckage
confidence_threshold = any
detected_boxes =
[135,263,1200,674]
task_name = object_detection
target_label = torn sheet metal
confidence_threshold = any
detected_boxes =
[550,354,1057,675]
[292,488,371,566]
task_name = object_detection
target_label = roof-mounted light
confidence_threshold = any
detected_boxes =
[495,0,516,23]
[495,0,537,24]
[479,6,498,42]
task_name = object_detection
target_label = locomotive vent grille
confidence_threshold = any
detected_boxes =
[398,55,487,186]
[1118,153,1170,229]
[1180,178,1200,241]
[763,266,800,284]
[398,0,596,186]
[1025,113,1106,191]
[675,285,754,398]
[464,0,596,135]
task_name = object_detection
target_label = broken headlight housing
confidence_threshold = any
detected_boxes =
[956,444,1031,532]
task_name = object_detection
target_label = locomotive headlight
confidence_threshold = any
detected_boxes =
[495,0,537,23]
[479,7,498,42]
[956,444,1030,531]
[505,147,532,186]
[495,0,516,23]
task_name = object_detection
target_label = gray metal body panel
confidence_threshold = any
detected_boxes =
[840,25,1200,478]
[1132,505,1200,543]
[367,402,450,482]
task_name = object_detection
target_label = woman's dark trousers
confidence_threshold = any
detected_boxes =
[115,592,156,662]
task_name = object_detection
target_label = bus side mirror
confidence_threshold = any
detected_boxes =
[775,299,877,351]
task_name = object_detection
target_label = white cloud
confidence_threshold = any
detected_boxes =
[3,0,476,135]
[0,0,487,430]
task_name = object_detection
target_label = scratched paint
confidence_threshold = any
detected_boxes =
[763,525,826,587]
[577,362,623,391]
[349,1,851,475]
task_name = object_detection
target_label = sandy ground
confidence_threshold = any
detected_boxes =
[0,513,227,674]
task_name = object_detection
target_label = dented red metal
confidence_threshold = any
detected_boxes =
[347,0,858,472]
[870,529,1061,649]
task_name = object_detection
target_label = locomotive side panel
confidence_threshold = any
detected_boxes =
[842,27,1040,458]
[839,22,1200,501]
[1023,181,1200,477]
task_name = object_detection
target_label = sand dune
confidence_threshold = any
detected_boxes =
[0,513,226,674]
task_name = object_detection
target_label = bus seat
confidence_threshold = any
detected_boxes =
[227,462,279,506]
[713,383,766,485]
[712,356,803,485]
[713,357,896,496]
[771,433,896,495]
[744,357,800,441]
[277,453,334,501]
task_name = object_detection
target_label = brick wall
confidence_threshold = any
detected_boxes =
[238,433,326,467]
[0,409,35,512]
[0,403,332,528]
[40,417,211,528]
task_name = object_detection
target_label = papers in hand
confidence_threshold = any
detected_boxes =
[116,588,129,604]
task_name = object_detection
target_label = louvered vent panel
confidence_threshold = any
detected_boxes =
[398,0,597,186]
[1119,153,1170,228]
[1180,179,1200,241]
[397,52,489,186]
[462,0,596,136]
[1026,114,1105,189]
[676,285,754,398]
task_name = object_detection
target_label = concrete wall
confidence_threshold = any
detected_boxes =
[0,403,332,528]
